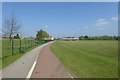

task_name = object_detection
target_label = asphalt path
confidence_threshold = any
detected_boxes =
[1,41,73,78]
[31,42,72,78]
[2,42,50,78]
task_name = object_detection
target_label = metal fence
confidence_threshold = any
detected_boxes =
[2,39,50,59]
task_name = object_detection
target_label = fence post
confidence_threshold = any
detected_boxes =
[31,40,33,46]
[25,39,26,50]
[28,40,29,48]
[12,38,14,55]
[34,40,36,46]
[31,40,32,47]
[20,39,21,53]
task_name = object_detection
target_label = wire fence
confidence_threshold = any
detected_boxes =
[2,39,52,59]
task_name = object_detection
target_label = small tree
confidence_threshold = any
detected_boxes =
[3,14,21,41]
[14,34,20,39]
[84,35,89,40]
[36,29,49,40]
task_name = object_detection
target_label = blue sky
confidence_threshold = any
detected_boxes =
[2,2,118,38]
[2,0,119,2]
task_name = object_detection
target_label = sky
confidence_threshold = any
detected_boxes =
[1,0,119,2]
[2,2,118,38]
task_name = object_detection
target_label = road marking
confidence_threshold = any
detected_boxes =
[67,72,74,79]
[26,61,36,78]
[26,41,54,78]
[50,41,74,79]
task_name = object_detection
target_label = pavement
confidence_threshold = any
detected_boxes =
[2,43,49,78]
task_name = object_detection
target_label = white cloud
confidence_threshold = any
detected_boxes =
[40,25,48,31]
[111,16,118,21]
[95,19,109,27]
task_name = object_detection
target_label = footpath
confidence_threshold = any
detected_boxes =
[31,42,72,78]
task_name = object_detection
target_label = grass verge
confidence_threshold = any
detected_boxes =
[51,40,118,78]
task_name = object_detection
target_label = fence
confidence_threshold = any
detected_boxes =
[2,39,52,59]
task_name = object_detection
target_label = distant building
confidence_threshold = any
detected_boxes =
[44,36,54,40]
[61,37,79,41]
[2,34,9,39]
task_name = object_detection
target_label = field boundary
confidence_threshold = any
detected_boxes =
[50,48,74,79]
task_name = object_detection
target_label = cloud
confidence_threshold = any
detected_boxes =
[95,19,109,27]
[44,25,48,28]
[41,25,48,29]
[111,16,118,21]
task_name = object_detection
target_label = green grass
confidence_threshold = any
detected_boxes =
[2,45,42,68]
[2,39,36,58]
[1,39,43,69]
[51,40,118,78]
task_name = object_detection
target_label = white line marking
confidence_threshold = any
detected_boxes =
[67,72,74,79]
[26,41,54,78]
[26,61,36,78]
[50,41,74,79]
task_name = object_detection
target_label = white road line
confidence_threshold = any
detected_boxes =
[26,61,36,78]
[26,41,54,78]
[51,45,74,79]
[50,41,74,79]
[67,72,74,79]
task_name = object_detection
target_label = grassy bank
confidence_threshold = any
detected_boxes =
[51,40,118,78]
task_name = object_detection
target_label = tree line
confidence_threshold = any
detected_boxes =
[79,35,119,40]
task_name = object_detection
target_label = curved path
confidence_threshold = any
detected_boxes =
[31,41,72,78]
[2,41,73,78]
[2,43,43,78]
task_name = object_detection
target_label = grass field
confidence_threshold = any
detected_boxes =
[1,39,43,68]
[51,40,118,78]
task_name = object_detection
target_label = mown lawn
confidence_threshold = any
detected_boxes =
[51,40,118,78]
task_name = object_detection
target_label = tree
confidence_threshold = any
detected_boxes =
[113,36,118,40]
[79,36,85,40]
[84,35,89,40]
[3,14,21,41]
[36,29,49,40]
[14,34,20,39]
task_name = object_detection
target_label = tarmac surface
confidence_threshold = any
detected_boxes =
[31,42,71,78]
[2,43,45,78]
[1,41,72,78]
